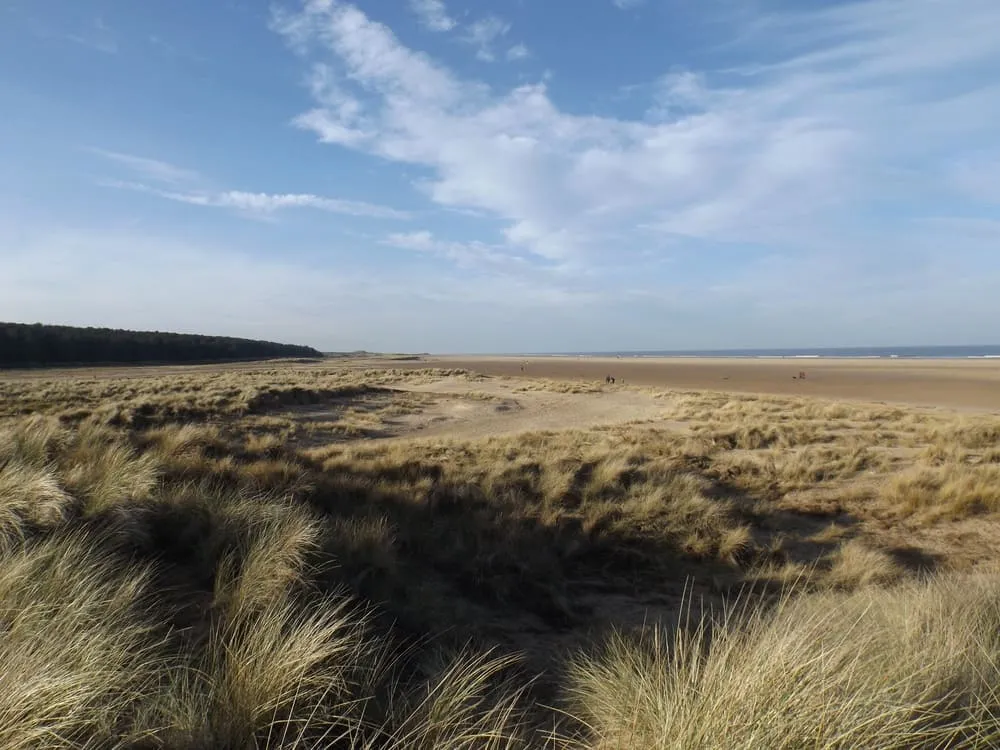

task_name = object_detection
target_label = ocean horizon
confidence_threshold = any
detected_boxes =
[512,345,1000,360]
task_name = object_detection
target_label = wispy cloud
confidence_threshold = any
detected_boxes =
[384,230,524,269]
[92,148,409,219]
[104,181,411,220]
[89,148,199,185]
[408,0,455,32]
[463,16,511,62]
[612,0,645,9]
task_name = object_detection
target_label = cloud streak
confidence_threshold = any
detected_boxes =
[104,181,411,220]
[164,189,411,219]
[93,148,410,219]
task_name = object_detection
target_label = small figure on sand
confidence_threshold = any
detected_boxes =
[605,375,616,385]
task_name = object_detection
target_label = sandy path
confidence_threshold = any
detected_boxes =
[384,377,674,441]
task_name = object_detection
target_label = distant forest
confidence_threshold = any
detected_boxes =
[0,322,323,368]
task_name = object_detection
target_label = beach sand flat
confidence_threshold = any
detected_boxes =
[397,356,1000,412]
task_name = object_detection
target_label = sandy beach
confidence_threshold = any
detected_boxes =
[4,354,999,413]
[397,356,1000,412]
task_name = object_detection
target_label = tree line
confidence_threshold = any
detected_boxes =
[0,322,323,368]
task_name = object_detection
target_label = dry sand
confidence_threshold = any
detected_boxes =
[380,377,674,441]
[396,356,1000,413]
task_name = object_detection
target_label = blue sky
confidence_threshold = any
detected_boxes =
[2,0,999,353]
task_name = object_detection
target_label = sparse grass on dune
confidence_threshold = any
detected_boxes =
[308,428,756,605]
[0,366,472,426]
[1,363,1000,747]
[514,379,605,395]
[0,437,529,747]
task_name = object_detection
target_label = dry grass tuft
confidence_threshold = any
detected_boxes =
[0,462,74,547]
[883,464,1000,519]
[566,571,1000,749]
[825,539,904,588]
[0,535,163,749]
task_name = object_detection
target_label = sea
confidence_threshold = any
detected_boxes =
[535,346,1000,360]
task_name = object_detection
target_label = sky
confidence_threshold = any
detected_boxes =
[2,0,999,353]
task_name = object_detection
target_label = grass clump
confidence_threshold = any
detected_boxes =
[0,535,163,749]
[883,464,1000,519]
[566,572,1000,749]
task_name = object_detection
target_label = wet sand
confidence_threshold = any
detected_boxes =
[415,356,1000,412]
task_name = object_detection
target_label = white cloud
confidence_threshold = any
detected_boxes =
[273,1,851,260]
[89,148,199,185]
[612,0,644,9]
[293,62,371,145]
[408,0,455,32]
[506,44,530,62]
[463,16,511,62]
[273,0,1000,302]
[275,3,462,103]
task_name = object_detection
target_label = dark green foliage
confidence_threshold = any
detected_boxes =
[0,322,322,368]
